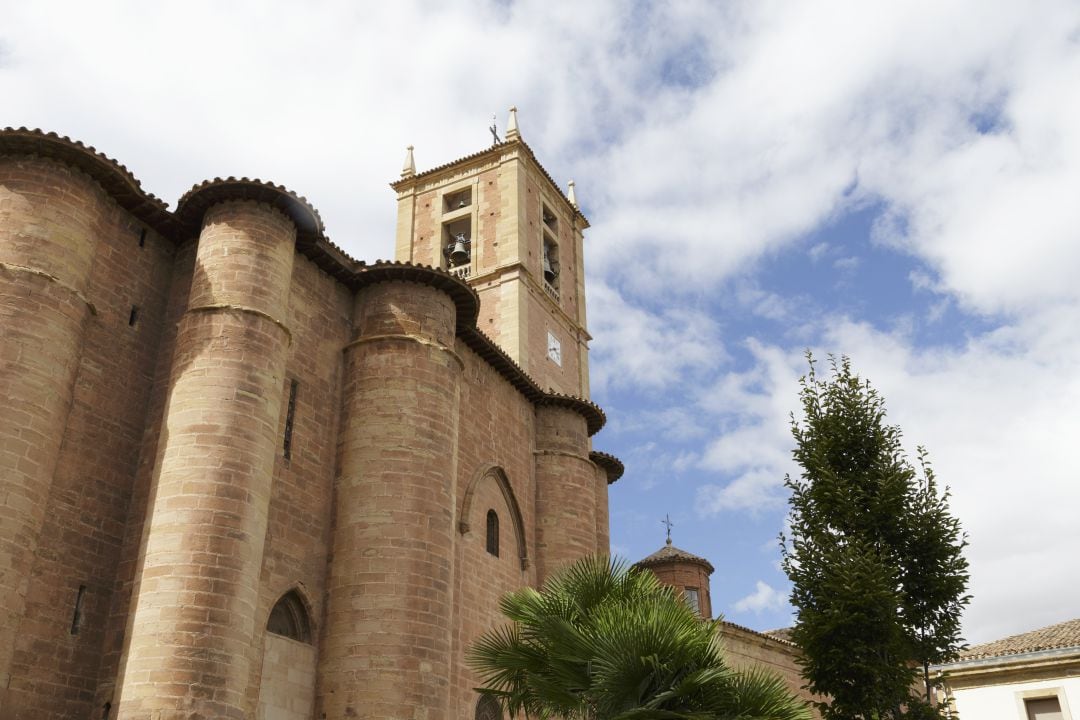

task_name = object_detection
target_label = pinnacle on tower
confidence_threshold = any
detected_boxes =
[401,145,415,178]
[505,106,520,141]
[567,179,578,209]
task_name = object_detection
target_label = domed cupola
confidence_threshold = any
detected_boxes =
[634,535,715,619]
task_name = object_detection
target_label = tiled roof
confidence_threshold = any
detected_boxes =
[589,451,624,484]
[635,540,715,574]
[960,618,1080,660]
[389,137,589,227]
[0,127,616,442]
[722,621,797,648]
[763,627,795,643]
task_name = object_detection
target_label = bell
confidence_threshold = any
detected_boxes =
[449,233,470,266]
[458,198,467,208]
[543,252,557,283]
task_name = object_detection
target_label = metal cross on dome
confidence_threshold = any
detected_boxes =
[661,514,674,544]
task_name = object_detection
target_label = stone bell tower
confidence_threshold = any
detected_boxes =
[391,107,591,398]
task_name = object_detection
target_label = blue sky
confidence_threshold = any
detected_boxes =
[4,0,1079,645]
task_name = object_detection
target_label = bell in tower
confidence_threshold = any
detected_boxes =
[390,107,592,398]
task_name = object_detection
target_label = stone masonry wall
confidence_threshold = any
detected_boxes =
[1,133,614,720]
[318,280,462,720]
[533,405,599,584]
[450,346,538,718]
[115,201,297,719]
[0,156,174,719]
[94,238,196,716]
[720,623,821,718]
[645,562,714,620]
[245,252,352,714]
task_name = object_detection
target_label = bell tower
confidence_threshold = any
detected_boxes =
[391,107,591,398]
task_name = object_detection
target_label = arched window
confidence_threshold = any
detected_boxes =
[476,695,503,720]
[486,509,499,557]
[266,590,312,643]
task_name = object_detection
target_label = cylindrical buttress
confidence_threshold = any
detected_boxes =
[115,200,295,720]
[0,158,103,694]
[318,280,461,720]
[533,405,597,584]
[594,465,610,555]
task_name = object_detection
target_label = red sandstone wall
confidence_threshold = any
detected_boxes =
[475,168,501,274]
[0,156,175,719]
[115,201,297,719]
[450,345,538,719]
[720,623,821,719]
[645,563,714,620]
[245,252,352,714]
[94,238,195,715]
[318,280,463,720]
[1,144,609,720]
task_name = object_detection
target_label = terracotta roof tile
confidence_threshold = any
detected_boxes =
[722,620,797,647]
[960,618,1080,660]
[0,127,611,438]
[389,138,589,227]
[763,627,795,643]
[635,541,715,574]
[589,451,624,484]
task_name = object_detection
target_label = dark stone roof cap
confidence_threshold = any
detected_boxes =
[590,451,624,484]
[176,177,325,240]
[348,260,480,332]
[0,127,607,436]
[635,539,715,574]
[0,126,178,232]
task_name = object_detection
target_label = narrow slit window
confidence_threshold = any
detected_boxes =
[128,306,139,326]
[138,228,147,247]
[486,509,499,557]
[283,379,299,460]
[71,584,87,635]
[684,587,701,616]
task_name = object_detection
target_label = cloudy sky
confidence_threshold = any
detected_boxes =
[4,0,1078,645]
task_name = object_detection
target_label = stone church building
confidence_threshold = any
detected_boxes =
[0,113,624,719]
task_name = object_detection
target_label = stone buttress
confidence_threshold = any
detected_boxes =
[0,126,625,720]
[318,272,463,720]
[533,404,600,583]
[0,157,105,701]
[115,198,296,719]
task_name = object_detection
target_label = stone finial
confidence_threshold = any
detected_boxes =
[505,106,520,141]
[567,179,578,208]
[401,145,415,178]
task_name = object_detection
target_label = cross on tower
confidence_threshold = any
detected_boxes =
[661,514,674,544]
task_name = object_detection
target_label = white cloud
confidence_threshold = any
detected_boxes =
[588,280,727,393]
[697,310,1080,642]
[4,0,1079,646]
[733,580,787,615]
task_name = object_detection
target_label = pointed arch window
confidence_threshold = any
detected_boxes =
[476,694,503,720]
[266,590,312,643]
[486,509,500,557]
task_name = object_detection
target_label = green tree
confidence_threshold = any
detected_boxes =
[468,555,811,720]
[780,354,970,719]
